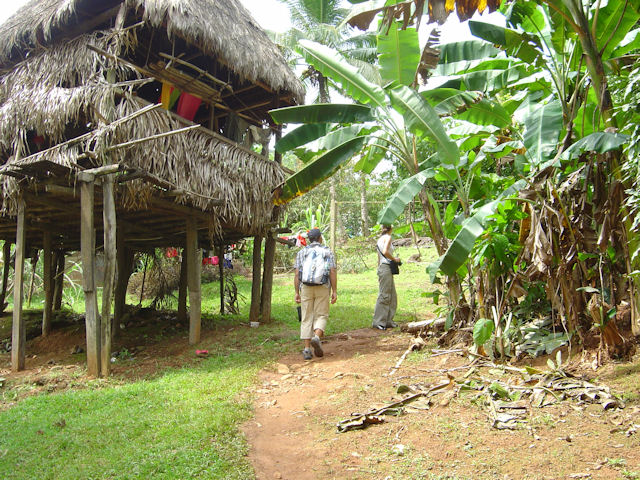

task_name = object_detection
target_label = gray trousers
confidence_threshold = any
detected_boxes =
[372,263,397,328]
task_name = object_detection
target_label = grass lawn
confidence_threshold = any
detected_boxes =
[0,246,438,480]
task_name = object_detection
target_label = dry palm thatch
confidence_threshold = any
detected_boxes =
[0,0,304,102]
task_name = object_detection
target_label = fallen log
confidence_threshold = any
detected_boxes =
[401,317,446,334]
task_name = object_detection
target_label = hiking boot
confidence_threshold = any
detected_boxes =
[311,335,324,357]
[373,324,386,330]
[302,348,312,360]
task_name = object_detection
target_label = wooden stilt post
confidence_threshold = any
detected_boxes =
[114,226,131,336]
[42,231,53,336]
[11,195,26,372]
[218,244,224,315]
[0,240,11,312]
[101,175,117,377]
[249,236,262,323]
[79,175,101,376]
[261,233,276,323]
[186,218,201,344]
[178,248,188,323]
[53,250,64,311]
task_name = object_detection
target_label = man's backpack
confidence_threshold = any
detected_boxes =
[300,245,331,285]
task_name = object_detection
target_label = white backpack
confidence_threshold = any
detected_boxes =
[300,245,330,285]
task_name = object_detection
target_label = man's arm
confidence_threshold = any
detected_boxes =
[294,267,301,304]
[330,267,337,304]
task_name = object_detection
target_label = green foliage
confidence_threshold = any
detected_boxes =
[473,318,494,346]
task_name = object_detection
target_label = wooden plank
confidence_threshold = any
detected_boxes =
[186,217,201,344]
[53,250,64,311]
[42,231,53,336]
[249,236,262,323]
[114,229,133,337]
[218,244,224,315]
[0,241,11,312]
[80,179,101,377]
[178,248,188,324]
[261,236,276,323]
[11,196,26,372]
[100,176,116,377]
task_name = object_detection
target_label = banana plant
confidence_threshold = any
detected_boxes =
[270,34,470,307]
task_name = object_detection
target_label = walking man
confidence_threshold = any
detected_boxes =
[294,228,337,360]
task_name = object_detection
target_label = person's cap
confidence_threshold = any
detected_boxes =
[307,228,322,241]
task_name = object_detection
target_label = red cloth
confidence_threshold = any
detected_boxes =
[176,92,202,121]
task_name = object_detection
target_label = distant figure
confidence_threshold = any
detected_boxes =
[294,228,337,360]
[372,224,400,330]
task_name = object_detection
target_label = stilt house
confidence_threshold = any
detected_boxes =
[0,0,304,376]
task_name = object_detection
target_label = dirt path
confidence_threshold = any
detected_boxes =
[243,329,640,480]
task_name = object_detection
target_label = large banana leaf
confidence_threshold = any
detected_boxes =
[436,180,527,276]
[354,134,388,173]
[316,125,374,151]
[275,124,331,153]
[298,40,386,107]
[522,99,563,165]
[438,40,501,63]
[468,21,543,66]
[270,103,374,124]
[389,85,459,165]
[594,0,639,59]
[454,99,511,128]
[377,20,420,87]
[378,170,435,224]
[561,132,630,161]
[421,89,483,116]
[612,28,640,58]
[438,65,526,94]
[274,137,366,206]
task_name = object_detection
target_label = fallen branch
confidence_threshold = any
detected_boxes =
[389,337,427,376]
[337,380,451,433]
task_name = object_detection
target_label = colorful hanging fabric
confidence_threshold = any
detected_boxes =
[159,83,181,110]
[176,92,202,121]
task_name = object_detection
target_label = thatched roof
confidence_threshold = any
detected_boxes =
[0,9,292,246]
[0,0,304,102]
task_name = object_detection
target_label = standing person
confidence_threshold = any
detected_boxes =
[372,224,400,330]
[294,228,337,360]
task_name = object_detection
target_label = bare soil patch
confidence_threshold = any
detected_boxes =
[243,329,640,480]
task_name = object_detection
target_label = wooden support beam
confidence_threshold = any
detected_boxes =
[11,195,26,372]
[249,236,262,323]
[218,244,224,315]
[80,178,101,377]
[114,229,133,337]
[100,176,116,377]
[53,250,64,311]
[186,217,201,344]
[178,248,188,324]
[0,240,11,313]
[261,235,276,323]
[42,231,53,336]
